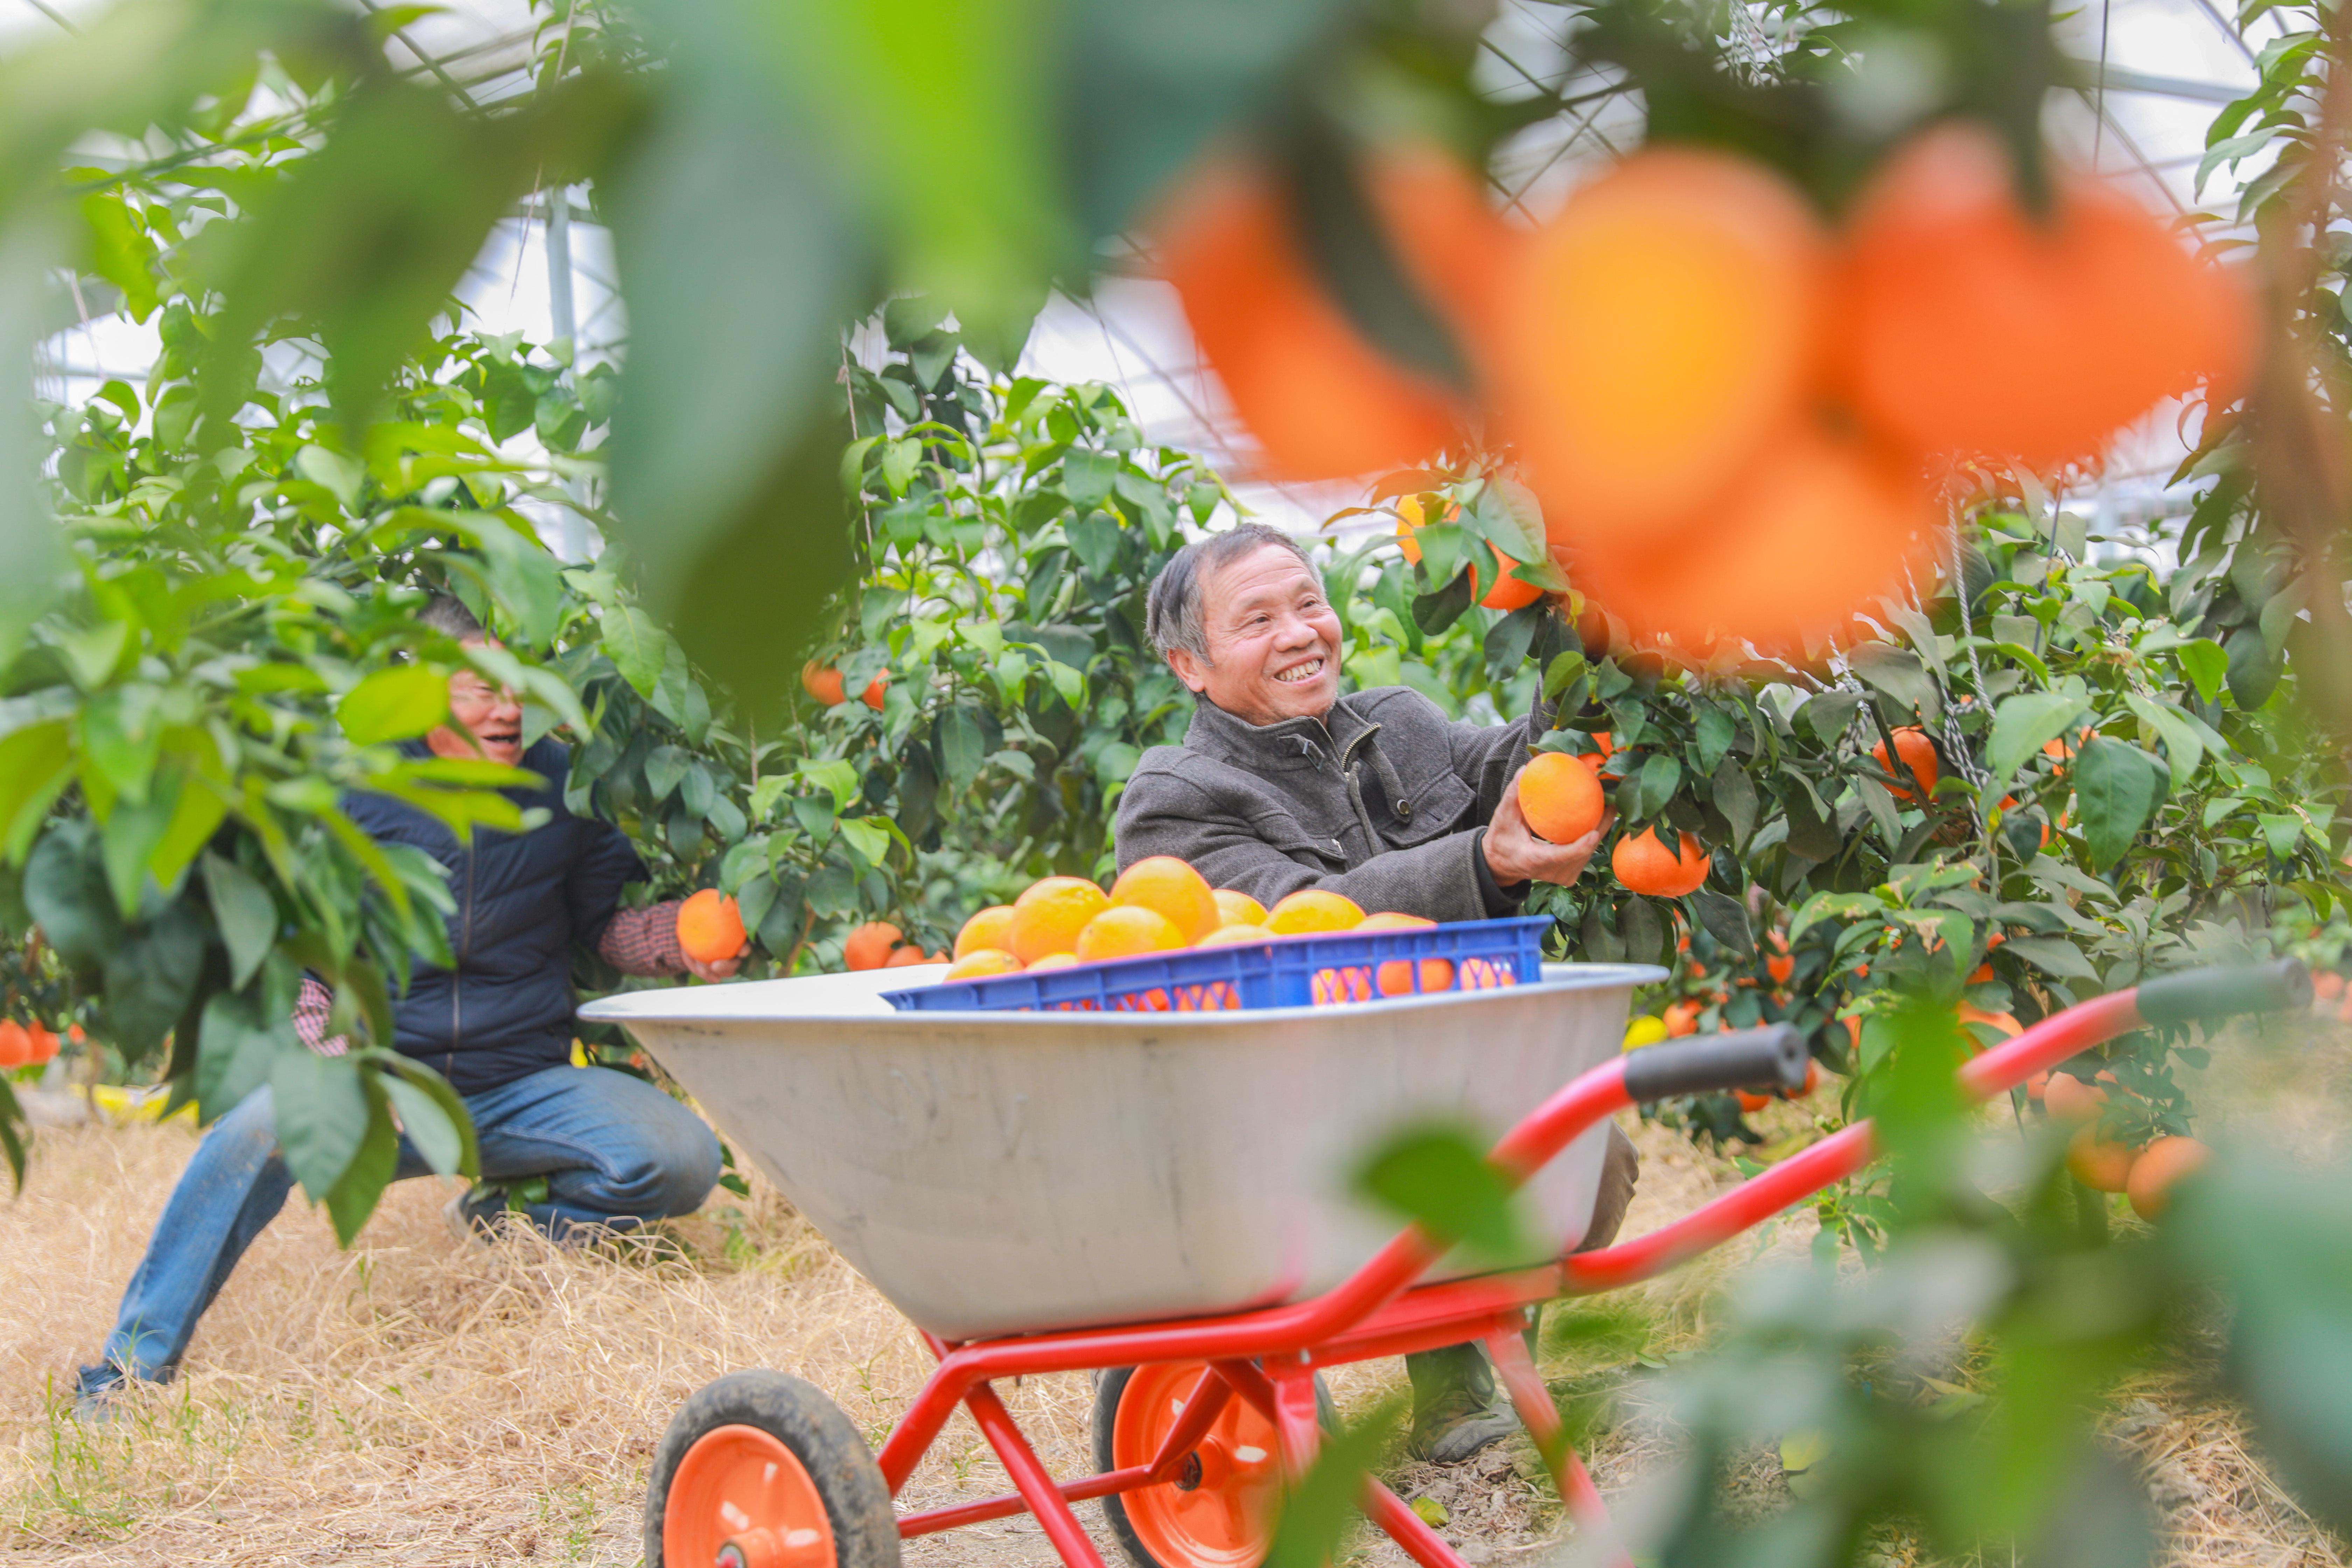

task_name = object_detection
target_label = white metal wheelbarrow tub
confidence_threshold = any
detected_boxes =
[579,961,1664,1343]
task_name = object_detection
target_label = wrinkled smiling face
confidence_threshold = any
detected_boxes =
[432,644,524,768]
[1166,543,1343,727]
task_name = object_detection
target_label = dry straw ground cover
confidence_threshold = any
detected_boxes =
[2,1019,2347,1567]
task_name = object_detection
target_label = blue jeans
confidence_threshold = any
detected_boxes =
[76,1065,721,1397]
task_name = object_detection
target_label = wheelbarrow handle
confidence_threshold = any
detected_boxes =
[1621,1025,1809,1103]
[2131,957,2310,1026]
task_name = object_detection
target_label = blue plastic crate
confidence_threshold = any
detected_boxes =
[881,915,1553,1014]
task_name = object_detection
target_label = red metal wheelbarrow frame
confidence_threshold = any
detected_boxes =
[873,964,2302,1568]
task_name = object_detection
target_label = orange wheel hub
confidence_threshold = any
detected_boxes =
[665,1423,836,1568]
[1114,1363,1281,1568]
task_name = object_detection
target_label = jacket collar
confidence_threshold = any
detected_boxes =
[1184,690,1378,770]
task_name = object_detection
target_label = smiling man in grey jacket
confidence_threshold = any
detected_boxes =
[1114,522,1639,1463]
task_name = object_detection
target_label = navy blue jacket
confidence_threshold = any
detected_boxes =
[342,737,648,1094]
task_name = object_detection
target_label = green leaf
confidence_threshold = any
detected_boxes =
[1542,650,1588,703]
[1850,642,1939,721]
[201,851,279,988]
[936,704,989,786]
[24,822,121,972]
[837,816,892,872]
[2177,637,2229,705]
[1694,704,1736,778]
[339,664,449,746]
[2122,694,2205,789]
[644,743,691,804]
[2225,625,2283,708]
[1352,1123,1531,1262]
[2000,936,2098,981]
[1636,752,1682,819]
[272,1048,371,1203]
[294,445,364,511]
[80,190,159,322]
[598,603,669,699]
[0,719,73,860]
[2257,813,2304,860]
[382,1073,464,1177]
[323,1088,401,1246]
[2072,736,2163,870]
[1262,1392,1410,1568]
[1986,686,2092,793]
[102,899,207,1062]
[196,988,296,1125]
[1714,761,1757,848]
[1689,885,1754,955]
[798,759,860,811]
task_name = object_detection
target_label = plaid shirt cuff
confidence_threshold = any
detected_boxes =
[293,976,349,1057]
[600,902,689,977]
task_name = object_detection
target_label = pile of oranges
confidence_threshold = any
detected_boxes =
[944,856,1461,999]
[0,1018,63,1070]
[1158,126,2247,652]
[2034,1068,2211,1221]
[842,921,950,971]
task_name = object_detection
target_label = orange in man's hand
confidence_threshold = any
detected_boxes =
[1517,752,1606,845]
[677,890,747,965]
[1493,147,1829,543]
[955,905,1016,960]
[1153,158,1464,483]
[1266,889,1367,935]
[843,921,902,972]
[1109,856,1222,944]
[1075,905,1188,961]
[1611,827,1711,897]
[1006,877,1111,964]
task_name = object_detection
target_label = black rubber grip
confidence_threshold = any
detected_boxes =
[1622,1025,1809,1102]
[2134,958,2311,1027]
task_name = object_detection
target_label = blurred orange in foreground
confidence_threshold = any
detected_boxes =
[1154,158,1464,483]
[1836,122,2252,473]
[1494,147,1828,539]
[1571,425,1937,652]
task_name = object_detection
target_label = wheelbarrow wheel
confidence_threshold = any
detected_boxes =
[645,1369,899,1568]
[1093,1364,1335,1568]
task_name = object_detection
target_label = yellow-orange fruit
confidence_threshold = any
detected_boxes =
[1397,496,1544,611]
[1611,827,1710,897]
[843,921,902,972]
[1517,752,1606,845]
[1154,158,1463,483]
[1026,952,1082,971]
[1110,856,1222,944]
[1075,905,1187,961]
[26,1022,57,1065]
[1836,122,2255,473]
[859,672,889,711]
[945,948,1023,980]
[802,663,847,707]
[1007,877,1111,964]
[1359,911,1454,995]
[1266,889,1367,935]
[1766,954,1795,985]
[1568,425,1939,654]
[1493,148,1829,541]
[1198,923,1275,946]
[2126,1135,2211,1220]
[1364,141,1523,352]
[883,944,933,967]
[1872,726,1940,801]
[2067,1126,2135,1193]
[1664,1000,1701,1036]
[677,890,747,965]
[955,905,1017,960]
[1212,889,1268,928]
[0,1020,26,1069]
[2042,1072,2109,1122]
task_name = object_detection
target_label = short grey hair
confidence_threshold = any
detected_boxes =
[1145,523,1317,663]
[418,593,485,642]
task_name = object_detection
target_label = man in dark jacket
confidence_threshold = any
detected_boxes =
[1116,523,1639,1464]
[73,598,735,1410]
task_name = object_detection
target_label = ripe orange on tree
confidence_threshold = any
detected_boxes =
[1871,727,1940,802]
[1835,122,2252,473]
[26,1023,57,1065]
[677,889,747,965]
[945,949,1023,980]
[955,905,1016,960]
[884,945,943,968]
[844,921,904,972]
[1212,889,1267,928]
[1612,826,1711,897]
[802,662,886,711]
[2127,1135,2210,1220]
[1109,856,1221,944]
[1663,1000,1701,1037]
[1395,496,1544,612]
[2066,1126,2135,1193]
[1766,952,1795,985]
[1492,147,1829,545]
[1568,424,1937,653]
[1153,157,1463,483]
[1007,877,1112,964]
[1517,752,1605,845]
[0,1020,27,1069]
[2042,1072,2109,1122]
[1266,889,1366,935]
[1076,905,1188,961]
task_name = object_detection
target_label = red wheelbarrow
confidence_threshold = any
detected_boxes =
[589,945,2306,1568]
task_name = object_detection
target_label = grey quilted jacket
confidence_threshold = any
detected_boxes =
[1113,686,1551,923]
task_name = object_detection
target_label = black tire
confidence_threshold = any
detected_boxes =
[1092,1365,1336,1568]
[645,1369,900,1568]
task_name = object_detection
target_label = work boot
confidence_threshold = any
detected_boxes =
[1405,1343,1518,1463]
